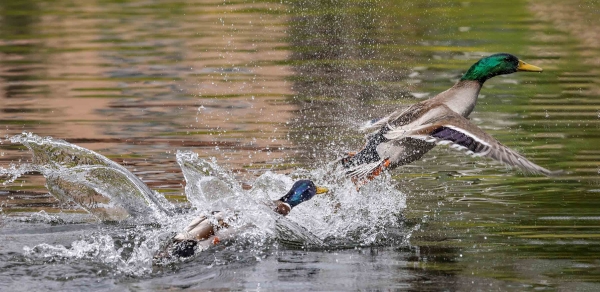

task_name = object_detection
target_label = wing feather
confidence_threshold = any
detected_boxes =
[384,108,560,176]
[360,105,413,132]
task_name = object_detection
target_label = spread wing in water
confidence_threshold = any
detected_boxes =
[384,107,561,176]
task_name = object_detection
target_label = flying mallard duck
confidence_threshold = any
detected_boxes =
[156,180,328,259]
[341,53,561,185]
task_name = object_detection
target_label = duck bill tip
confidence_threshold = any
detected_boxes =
[518,60,543,72]
[316,186,329,194]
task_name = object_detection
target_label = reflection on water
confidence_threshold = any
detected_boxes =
[1,0,600,290]
[0,0,296,188]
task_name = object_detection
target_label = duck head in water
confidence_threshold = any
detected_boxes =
[156,179,328,260]
[273,179,329,216]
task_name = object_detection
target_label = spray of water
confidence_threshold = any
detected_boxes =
[7,133,174,222]
[1,133,410,276]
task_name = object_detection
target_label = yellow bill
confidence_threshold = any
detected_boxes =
[316,186,329,194]
[517,60,543,72]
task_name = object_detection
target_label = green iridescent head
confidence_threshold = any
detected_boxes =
[274,180,328,215]
[460,53,542,83]
[279,180,328,208]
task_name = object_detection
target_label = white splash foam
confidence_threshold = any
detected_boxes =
[7,135,410,276]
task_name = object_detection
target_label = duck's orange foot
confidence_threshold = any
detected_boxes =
[351,158,391,189]
[212,236,220,245]
[367,158,391,180]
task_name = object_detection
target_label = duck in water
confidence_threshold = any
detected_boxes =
[340,53,561,186]
[156,180,328,259]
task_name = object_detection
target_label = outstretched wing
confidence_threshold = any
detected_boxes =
[384,108,560,176]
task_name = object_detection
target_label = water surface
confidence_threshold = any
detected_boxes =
[1,0,600,290]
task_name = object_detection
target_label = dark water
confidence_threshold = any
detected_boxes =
[1,0,600,290]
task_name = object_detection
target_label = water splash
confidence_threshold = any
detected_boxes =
[5,133,173,222]
[0,162,33,186]
[176,150,318,246]
[176,150,241,209]
[284,168,407,246]
[3,133,411,276]
[22,226,162,276]
[175,151,408,247]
